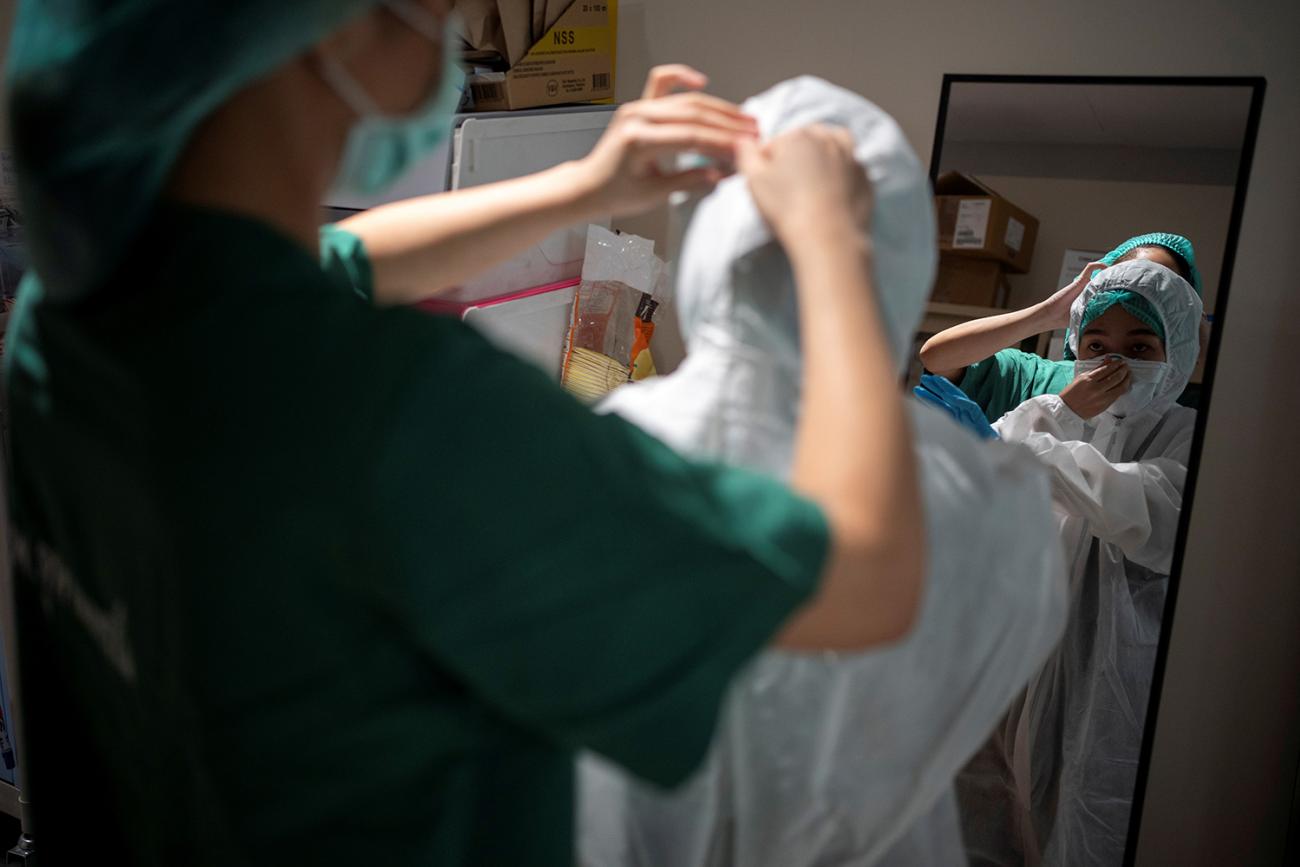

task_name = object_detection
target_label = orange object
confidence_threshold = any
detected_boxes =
[630,319,656,381]
[631,319,654,361]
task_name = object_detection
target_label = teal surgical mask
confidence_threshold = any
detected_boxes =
[319,1,464,196]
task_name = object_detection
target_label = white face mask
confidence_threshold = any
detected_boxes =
[1075,355,1171,418]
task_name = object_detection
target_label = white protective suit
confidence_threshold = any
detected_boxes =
[972,259,1203,867]
[577,76,1069,867]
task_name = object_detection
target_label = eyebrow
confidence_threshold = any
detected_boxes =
[1082,326,1159,337]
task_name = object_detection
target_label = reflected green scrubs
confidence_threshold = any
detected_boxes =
[4,203,827,866]
[958,348,1075,423]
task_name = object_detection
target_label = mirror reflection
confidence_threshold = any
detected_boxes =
[914,79,1257,866]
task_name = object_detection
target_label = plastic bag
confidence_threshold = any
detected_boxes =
[561,226,666,400]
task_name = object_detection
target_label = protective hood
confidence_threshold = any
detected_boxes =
[673,76,937,374]
[1068,259,1202,408]
[6,0,381,304]
[586,79,1067,867]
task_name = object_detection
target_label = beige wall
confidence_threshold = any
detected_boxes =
[618,2,1300,865]
[974,175,1235,312]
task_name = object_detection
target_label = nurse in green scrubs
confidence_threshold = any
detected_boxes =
[918,233,1202,421]
[3,2,924,865]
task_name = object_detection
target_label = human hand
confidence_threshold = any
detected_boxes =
[737,123,873,251]
[1041,260,1107,329]
[1060,356,1131,419]
[574,65,759,218]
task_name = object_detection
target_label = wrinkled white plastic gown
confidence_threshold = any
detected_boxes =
[970,259,1202,867]
[577,77,1069,867]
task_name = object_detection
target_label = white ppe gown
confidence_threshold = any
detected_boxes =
[577,76,1069,867]
[968,259,1202,867]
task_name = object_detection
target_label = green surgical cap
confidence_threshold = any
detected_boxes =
[1080,289,1167,344]
[1101,232,1201,295]
[5,0,379,303]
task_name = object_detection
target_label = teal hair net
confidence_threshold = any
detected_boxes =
[1100,232,1201,295]
[1063,231,1198,358]
[1079,289,1166,343]
[5,0,381,304]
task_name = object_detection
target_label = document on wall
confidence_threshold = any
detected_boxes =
[1058,248,1107,289]
[1048,248,1107,360]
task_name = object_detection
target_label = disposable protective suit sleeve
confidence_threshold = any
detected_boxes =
[995,395,1191,573]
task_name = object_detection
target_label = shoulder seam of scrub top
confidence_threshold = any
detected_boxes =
[319,224,376,303]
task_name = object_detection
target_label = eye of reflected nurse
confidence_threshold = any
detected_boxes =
[2,2,925,865]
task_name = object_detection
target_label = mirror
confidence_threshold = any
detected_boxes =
[917,76,1264,866]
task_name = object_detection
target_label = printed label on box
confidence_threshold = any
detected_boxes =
[465,0,616,111]
[1005,217,1026,253]
[953,200,991,249]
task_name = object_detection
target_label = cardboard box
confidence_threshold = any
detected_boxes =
[935,172,1039,274]
[931,254,1011,308]
[465,1,617,112]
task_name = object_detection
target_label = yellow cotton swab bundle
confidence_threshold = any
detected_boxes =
[562,347,630,401]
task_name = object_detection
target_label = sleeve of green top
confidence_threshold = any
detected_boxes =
[319,224,374,303]
[362,318,828,788]
[959,348,1075,423]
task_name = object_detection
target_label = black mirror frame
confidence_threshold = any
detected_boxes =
[928,72,1268,867]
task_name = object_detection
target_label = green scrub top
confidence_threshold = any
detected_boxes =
[958,348,1075,423]
[3,202,828,866]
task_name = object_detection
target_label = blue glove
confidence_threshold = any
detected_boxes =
[914,374,999,440]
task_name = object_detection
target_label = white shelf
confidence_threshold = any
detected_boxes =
[921,301,1013,339]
